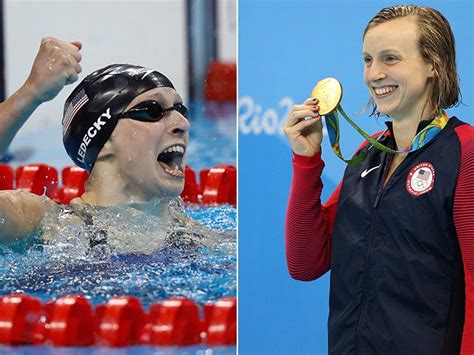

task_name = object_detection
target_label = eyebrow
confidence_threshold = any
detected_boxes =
[362,49,401,56]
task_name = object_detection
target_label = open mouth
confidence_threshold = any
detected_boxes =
[373,85,398,99]
[157,144,185,177]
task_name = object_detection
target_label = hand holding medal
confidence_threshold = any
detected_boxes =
[282,94,324,157]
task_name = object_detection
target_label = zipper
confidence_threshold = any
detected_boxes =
[353,151,407,353]
[353,147,390,354]
[353,189,381,354]
[373,188,383,208]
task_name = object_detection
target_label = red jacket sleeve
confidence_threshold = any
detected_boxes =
[454,125,474,355]
[285,151,341,281]
[285,132,383,281]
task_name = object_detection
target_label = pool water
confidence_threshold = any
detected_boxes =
[0,201,236,307]
[0,101,236,352]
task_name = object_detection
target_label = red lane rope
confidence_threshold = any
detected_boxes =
[0,163,237,206]
[0,294,236,347]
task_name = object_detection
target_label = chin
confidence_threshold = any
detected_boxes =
[373,94,401,118]
[374,103,396,117]
[156,182,185,200]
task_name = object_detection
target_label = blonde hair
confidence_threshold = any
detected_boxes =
[364,5,460,118]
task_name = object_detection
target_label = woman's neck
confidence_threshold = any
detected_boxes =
[73,165,171,218]
[391,117,422,150]
[390,103,433,150]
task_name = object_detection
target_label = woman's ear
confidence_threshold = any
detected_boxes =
[428,61,436,78]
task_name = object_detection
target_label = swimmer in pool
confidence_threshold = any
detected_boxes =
[0,48,209,249]
[61,63,189,206]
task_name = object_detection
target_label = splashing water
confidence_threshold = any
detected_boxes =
[0,198,236,308]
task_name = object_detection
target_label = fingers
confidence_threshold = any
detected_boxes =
[67,48,82,62]
[69,41,82,50]
[285,109,320,128]
[292,98,319,111]
[304,97,319,105]
[65,40,82,62]
[285,99,320,128]
[73,62,82,74]
[65,71,79,85]
[25,37,83,102]
[283,111,322,141]
[52,50,82,79]
[282,98,324,156]
[40,37,82,63]
[63,58,81,85]
[290,115,322,132]
[284,114,321,135]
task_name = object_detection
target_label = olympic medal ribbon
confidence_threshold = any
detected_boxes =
[311,78,450,164]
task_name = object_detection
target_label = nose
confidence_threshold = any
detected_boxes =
[166,110,190,136]
[365,59,386,83]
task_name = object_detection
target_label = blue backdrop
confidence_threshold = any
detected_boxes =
[238,1,473,354]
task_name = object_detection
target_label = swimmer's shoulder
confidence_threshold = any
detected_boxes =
[0,190,54,243]
[69,196,84,205]
[61,196,93,226]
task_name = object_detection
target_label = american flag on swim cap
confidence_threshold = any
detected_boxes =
[62,88,89,134]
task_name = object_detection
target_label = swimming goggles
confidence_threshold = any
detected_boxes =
[115,100,189,122]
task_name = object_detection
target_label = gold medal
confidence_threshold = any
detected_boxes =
[310,77,343,115]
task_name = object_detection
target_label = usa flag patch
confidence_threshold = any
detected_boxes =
[406,162,435,196]
[63,88,89,133]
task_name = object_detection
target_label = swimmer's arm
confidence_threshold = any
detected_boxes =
[0,85,44,157]
[0,37,82,157]
[0,191,47,243]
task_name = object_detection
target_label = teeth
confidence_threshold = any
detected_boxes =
[162,145,185,154]
[374,86,396,96]
[164,166,184,177]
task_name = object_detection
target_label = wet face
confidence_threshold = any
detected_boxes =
[363,17,434,120]
[109,87,190,201]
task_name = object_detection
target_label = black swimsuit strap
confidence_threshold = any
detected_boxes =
[65,205,108,249]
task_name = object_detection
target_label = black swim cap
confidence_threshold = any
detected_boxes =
[62,64,175,172]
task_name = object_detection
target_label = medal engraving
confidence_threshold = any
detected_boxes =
[310,78,343,115]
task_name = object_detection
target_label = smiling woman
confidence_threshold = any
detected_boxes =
[362,17,436,122]
[283,4,474,354]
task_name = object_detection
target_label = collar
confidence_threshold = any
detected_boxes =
[384,118,434,137]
